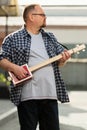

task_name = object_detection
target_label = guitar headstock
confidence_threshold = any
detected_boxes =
[70,44,86,54]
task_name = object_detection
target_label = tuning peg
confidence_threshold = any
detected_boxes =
[77,52,80,54]
[82,49,85,52]
[76,45,79,47]
[7,76,12,81]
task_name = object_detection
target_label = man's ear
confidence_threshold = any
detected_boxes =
[29,13,34,22]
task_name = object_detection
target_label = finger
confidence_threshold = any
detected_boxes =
[61,52,66,60]
[63,51,71,59]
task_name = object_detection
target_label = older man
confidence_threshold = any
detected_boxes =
[0,4,70,130]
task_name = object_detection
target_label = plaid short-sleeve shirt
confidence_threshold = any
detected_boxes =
[0,27,69,106]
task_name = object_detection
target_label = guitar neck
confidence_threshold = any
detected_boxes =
[29,54,62,72]
[29,48,75,72]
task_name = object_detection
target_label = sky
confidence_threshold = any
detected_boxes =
[18,0,87,5]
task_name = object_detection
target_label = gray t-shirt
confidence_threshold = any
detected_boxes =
[21,32,57,101]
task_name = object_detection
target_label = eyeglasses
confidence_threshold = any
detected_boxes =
[32,14,46,17]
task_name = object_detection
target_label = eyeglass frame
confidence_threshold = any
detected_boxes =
[32,13,46,17]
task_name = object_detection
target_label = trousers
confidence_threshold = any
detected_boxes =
[17,99,60,130]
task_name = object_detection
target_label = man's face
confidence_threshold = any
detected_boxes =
[32,5,47,29]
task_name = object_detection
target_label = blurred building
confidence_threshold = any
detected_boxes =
[0,4,87,57]
[0,0,19,44]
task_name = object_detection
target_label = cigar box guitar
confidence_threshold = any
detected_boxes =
[8,44,86,86]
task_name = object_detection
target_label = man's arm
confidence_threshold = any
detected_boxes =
[0,59,28,79]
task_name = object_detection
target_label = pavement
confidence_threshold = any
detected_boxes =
[0,91,87,130]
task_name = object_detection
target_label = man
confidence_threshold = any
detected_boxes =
[0,4,71,130]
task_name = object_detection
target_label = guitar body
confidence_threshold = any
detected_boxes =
[9,64,32,86]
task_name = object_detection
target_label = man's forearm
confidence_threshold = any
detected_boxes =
[58,60,66,67]
[0,59,16,72]
[0,59,29,79]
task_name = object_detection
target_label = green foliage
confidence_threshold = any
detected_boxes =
[0,73,10,86]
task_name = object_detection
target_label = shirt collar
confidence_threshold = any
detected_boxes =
[20,26,31,38]
[21,25,47,38]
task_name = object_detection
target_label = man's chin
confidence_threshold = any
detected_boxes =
[41,24,46,28]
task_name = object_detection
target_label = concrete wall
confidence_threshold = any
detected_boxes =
[45,26,87,44]
[60,59,87,90]
[43,6,87,16]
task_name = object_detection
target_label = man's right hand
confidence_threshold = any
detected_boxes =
[12,65,28,80]
[0,59,28,80]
